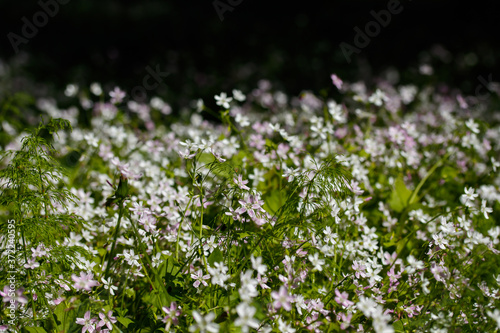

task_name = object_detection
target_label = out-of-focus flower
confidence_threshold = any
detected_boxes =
[330,74,343,90]
[215,92,232,109]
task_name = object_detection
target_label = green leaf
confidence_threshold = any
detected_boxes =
[23,328,48,333]
[53,301,78,332]
[208,247,224,266]
[388,176,412,213]
[117,316,134,328]
[393,320,405,332]
[440,165,458,180]
[147,289,171,310]
[238,232,251,239]
[199,152,215,164]
[125,287,136,299]
[382,232,398,247]
[396,237,407,254]
[263,189,281,214]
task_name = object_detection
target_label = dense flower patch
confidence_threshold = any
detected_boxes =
[1,75,500,332]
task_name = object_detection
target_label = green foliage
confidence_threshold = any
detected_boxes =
[388,176,412,213]
[1,75,500,332]
[0,118,89,327]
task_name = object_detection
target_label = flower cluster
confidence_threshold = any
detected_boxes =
[1,69,499,332]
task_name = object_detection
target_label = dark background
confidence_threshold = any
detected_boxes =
[0,0,499,108]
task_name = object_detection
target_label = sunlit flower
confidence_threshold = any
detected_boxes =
[191,269,210,288]
[330,74,343,90]
[234,174,250,191]
[101,277,118,295]
[368,89,389,106]
[271,285,293,311]
[232,89,246,102]
[97,311,117,331]
[308,252,325,271]
[189,311,219,333]
[214,92,232,109]
[72,272,99,291]
[465,118,480,134]
[161,302,181,331]
[109,87,126,104]
[76,311,97,333]
[481,200,493,219]
[234,302,259,333]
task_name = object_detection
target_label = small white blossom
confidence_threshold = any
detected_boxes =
[214,92,233,109]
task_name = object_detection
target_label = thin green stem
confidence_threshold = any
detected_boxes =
[175,196,193,259]
[104,200,125,280]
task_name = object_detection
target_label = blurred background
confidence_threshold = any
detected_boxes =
[0,0,499,110]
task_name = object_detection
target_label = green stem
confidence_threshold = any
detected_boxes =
[408,151,452,206]
[104,200,124,280]
[16,160,37,321]
[120,275,129,311]
[175,196,193,259]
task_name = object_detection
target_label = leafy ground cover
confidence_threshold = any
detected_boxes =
[1,74,500,332]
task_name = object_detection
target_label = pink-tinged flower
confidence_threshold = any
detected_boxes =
[334,289,354,308]
[257,274,270,289]
[339,312,352,330]
[330,74,343,90]
[31,243,48,257]
[0,286,28,309]
[237,195,264,220]
[225,207,241,221]
[210,147,226,162]
[97,311,117,331]
[178,148,197,159]
[54,297,66,305]
[456,94,468,109]
[233,174,250,191]
[195,196,214,209]
[271,285,293,311]
[72,272,100,291]
[191,269,210,288]
[161,302,181,330]
[109,87,126,104]
[24,258,40,269]
[75,311,97,333]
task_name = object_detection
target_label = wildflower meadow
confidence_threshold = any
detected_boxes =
[1,73,500,333]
